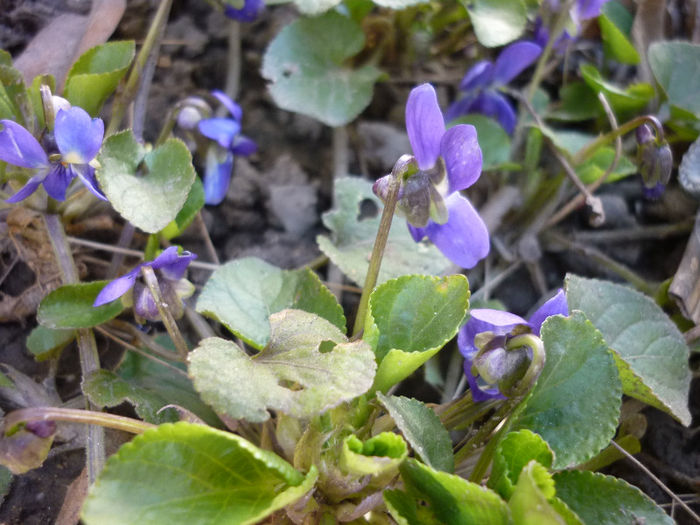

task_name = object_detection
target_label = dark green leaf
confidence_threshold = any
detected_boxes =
[599,1,640,65]
[580,64,654,114]
[549,82,600,122]
[37,281,124,329]
[649,41,700,115]
[25,326,75,361]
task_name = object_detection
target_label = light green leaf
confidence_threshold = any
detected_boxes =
[189,310,376,422]
[160,177,204,240]
[512,312,622,469]
[96,130,196,233]
[341,432,407,476]
[575,147,636,184]
[377,393,454,472]
[195,257,345,349]
[649,41,700,115]
[451,115,511,170]
[580,64,655,114]
[554,471,673,525]
[37,281,124,329]
[25,326,75,361]
[64,41,135,116]
[317,177,452,286]
[599,1,640,65]
[565,274,692,425]
[464,0,527,47]
[82,422,318,525]
[0,63,32,127]
[262,12,382,126]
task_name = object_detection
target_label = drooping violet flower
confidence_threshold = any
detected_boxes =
[197,90,257,205]
[636,123,672,200]
[93,246,197,322]
[445,42,542,134]
[534,0,611,51]
[458,289,568,401]
[224,0,264,22]
[374,84,490,269]
[0,107,106,202]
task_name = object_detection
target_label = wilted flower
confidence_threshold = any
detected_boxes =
[0,107,106,202]
[445,42,542,134]
[224,0,264,22]
[458,289,568,401]
[93,247,197,322]
[198,90,257,205]
[636,123,672,199]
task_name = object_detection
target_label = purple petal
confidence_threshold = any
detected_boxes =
[459,61,494,91]
[54,107,104,163]
[469,91,517,135]
[224,0,264,22]
[231,135,257,156]
[5,173,46,203]
[147,246,181,271]
[407,223,427,242]
[198,118,241,149]
[440,124,482,194]
[406,84,445,170]
[458,308,527,358]
[423,193,489,269]
[464,358,506,402]
[211,90,243,121]
[528,288,568,335]
[42,164,74,201]
[93,271,139,306]
[445,95,477,124]
[133,283,160,321]
[203,149,233,205]
[150,246,197,281]
[74,165,108,201]
[0,120,48,168]
[491,42,542,86]
[576,0,609,20]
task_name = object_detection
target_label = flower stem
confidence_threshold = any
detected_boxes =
[3,407,156,436]
[141,266,190,358]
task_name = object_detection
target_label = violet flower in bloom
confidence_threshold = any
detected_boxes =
[0,107,106,202]
[224,0,264,22]
[458,289,568,401]
[534,0,611,50]
[198,90,257,205]
[93,246,197,322]
[445,41,542,135]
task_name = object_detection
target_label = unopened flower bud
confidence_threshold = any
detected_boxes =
[636,123,673,198]
[472,332,531,394]
[0,425,55,474]
[176,97,212,131]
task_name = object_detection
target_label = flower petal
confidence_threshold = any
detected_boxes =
[198,118,241,149]
[224,0,264,23]
[444,95,477,124]
[407,223,427,242]
[491,42,542,86]
[458,308,527,358]
[468,91,517,135]
[55,107,104,163]
[459,60,494,91]
[423,193,489,269]
[576,0,609,20]
[5,173,46,203]
[440,124,482,194]
[203,148,233,205]
[464,358,506,402]
[93,271,139,306]
[0,120,48,168]
[528,288,568,335]
[150,246,197,281]
[74,165,108,201]
[42,164,74,201]
[231,135,257,156]
[405,84,445,170]
[148,246,181,271]
[211,90,243,121]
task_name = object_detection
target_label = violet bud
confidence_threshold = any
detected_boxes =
[176,97,212,131]
[472,335,530,394]
[636,124,673,191]
[25,420,57,439]
[0,426,54,474]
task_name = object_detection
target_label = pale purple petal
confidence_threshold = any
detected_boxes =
[0,120,48,168]
[93,271,139,306]
[405,84,445,170]
[458,308,527,358]
[151,247,197,281]
[423,193,489,269]
[231,135,257,156]
[148,246,181,271]
[224,0,264,23]
[445,95,477,124]
[42,164,74,201]
[203,149,233,205]
[528,288,568,335]
[74,165,108,201]
[469,91,517,135]
[407,223,427,242]
[211,90,243,121]
[576,0,609,20]
[491,42,542,85]
[440,124,482,194]
[5,173,46,203]
[198,118,241,149]
[55,107,104,163]
[464,359,505,401]
[459,61,493,91]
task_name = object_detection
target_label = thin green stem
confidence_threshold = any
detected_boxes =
[3,407,155,436]
[141,266,190,358]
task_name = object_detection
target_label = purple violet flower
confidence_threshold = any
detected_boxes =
[197,90,257,205]
[445,42,542,134]
[458,289,568,401]
[93,246,197,321]
[535,0,611,50]
[393,83,490,269]
[0,107,106,202]
[224,0,264,22]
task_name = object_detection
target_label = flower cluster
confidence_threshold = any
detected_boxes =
[0,106,106,202]
[458,289,568,401]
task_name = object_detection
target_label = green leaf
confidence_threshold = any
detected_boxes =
[195,257,345,349]
[649,41,700,115]
[189,309,376,422]
[25,325,75,361]
[317,177,452,286]
[580,64,655,114]
[565,274,692,425]
[159,177,204,240]
[575,147,636,184]
[451,115,511,170]
[82,422,318,525]
[96,130,196,233]
[0,63,31,126]
[83,369,178,424]
[64,41,135,116]
[261,12,382,127]
[377,393,454,473]
[37,281,125,329]
[512,312,622,469]
[364,274,469,392]
[388,458,511,525]
[341,432,407,476]
[554,470,674,525]
[0,466,12,507]
[549,82,600,121]
[488,430,553,500]
[28,74,55,131]
[463,0,527,47]
[599,1,640,65]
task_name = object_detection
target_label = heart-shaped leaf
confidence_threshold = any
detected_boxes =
[464,0,527,48]
[649,41,700,115]
[37,281,124,329]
